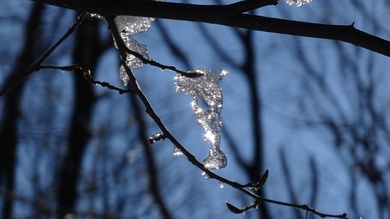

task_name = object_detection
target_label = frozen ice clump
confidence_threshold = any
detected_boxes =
[285,0,312,7]
[173,145,183,156]
[117,33,149,86]
[115,16,154,35]
[90,12,154,86]
[175,68,228,170]
[114,15,154,86]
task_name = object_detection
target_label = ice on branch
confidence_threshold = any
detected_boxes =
[285,0,312,7]
[175,68,228,170]
[173,145,183,156]
[115,16,154,86]
[90,13,154,86]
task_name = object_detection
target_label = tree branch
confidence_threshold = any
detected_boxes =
[0,12,86,97]
[38,65,134,94]
[33,0,277,21]
[105,15,351,218]
[33,0,390,57]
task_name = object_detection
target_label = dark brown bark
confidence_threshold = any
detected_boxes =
[33,0,390,57]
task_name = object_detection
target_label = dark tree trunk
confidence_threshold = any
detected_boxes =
[0,4,44,218]
[56,15,101,218]
[241,30,270,219]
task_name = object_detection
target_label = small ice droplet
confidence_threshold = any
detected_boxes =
[149,132,165,144]
[202,171,209,180]
[219,181,224,189]
[173,145,183,156]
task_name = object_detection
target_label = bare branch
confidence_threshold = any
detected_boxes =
[33,0,277,21]
[105,15,351,219]
[33,0,390,57]
[0,12,86,97]
[38,65,134,94]
[121,46,203,78]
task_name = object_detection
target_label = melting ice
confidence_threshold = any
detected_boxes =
[175,68,228,170]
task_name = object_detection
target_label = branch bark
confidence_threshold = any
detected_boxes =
[33,0,390,57]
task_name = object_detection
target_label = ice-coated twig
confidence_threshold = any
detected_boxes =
[105,15,351,218]
[89,12,202,85]
[121,45,204,78]
[114,15,154,86]
[175,68,228,169]
[113,11,202,86]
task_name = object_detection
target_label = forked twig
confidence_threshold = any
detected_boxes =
[38,64,134,94]
[0,12,86,97]
[122,46,203,78]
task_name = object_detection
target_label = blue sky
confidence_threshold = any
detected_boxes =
[1,0,390,218]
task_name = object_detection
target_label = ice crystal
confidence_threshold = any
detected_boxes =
[114,15,154,86]
[175,68,228,170]
[285,0,312,7]
[115,16,154,35]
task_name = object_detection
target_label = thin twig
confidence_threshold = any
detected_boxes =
[38,64,134,94]
[122,46,203,78]
[0,12,86,97]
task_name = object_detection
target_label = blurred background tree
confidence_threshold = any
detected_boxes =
[0,0,389,218]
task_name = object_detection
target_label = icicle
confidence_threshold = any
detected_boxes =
[175,68,228,169]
